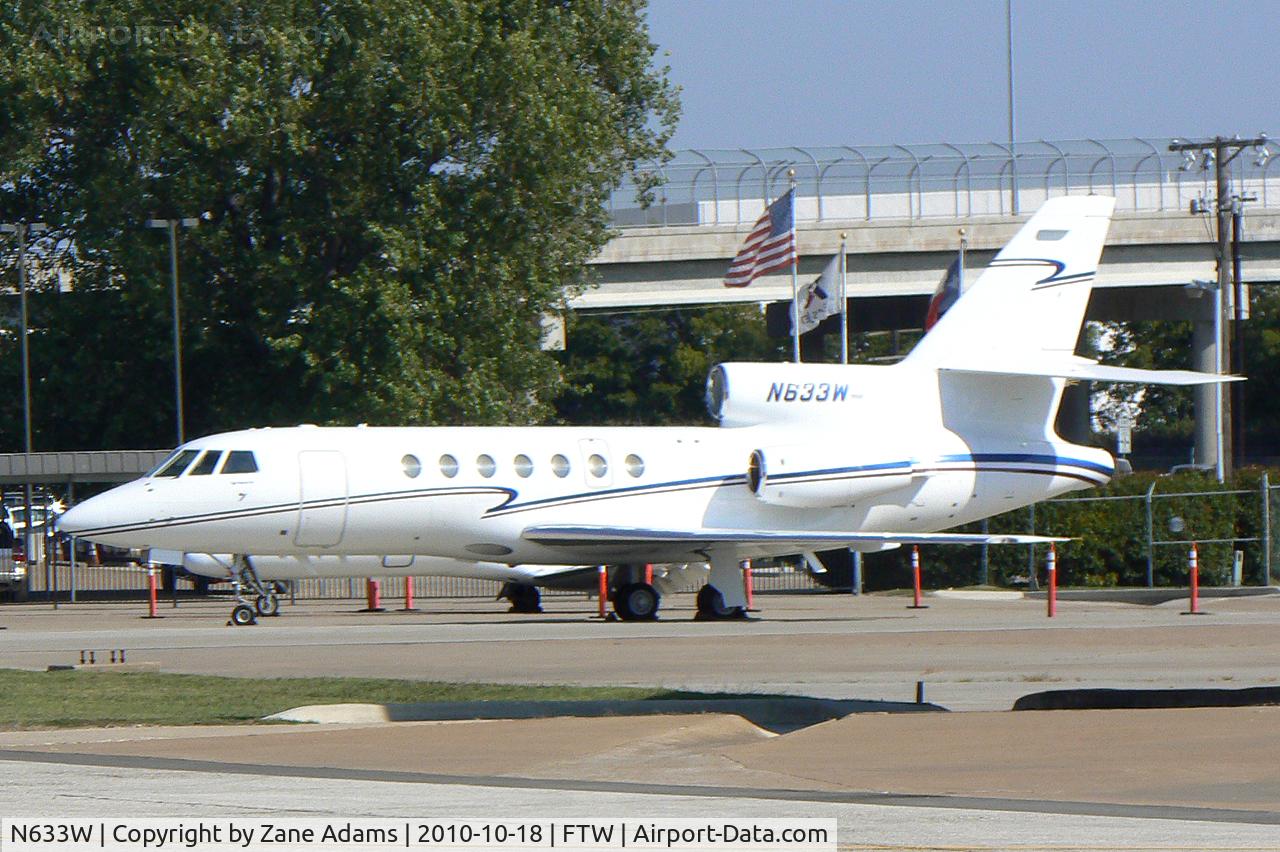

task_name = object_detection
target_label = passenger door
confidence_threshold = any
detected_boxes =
[295,451,348,547]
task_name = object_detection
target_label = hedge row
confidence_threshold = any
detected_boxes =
[860,469,1278,590]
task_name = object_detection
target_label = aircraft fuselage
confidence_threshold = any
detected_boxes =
[62,377,1113,567]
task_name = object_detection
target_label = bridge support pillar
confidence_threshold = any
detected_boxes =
[1192,316,1219,473]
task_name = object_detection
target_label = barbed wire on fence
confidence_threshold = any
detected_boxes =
[610,137,1278,227]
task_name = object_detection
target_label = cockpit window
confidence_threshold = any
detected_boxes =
[153,449,199,478]
[188,450,223,476]
[147,450,180,476]
[221,451,259,474]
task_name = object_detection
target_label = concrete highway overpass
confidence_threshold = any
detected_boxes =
[582,138,1280,329]
[577,137,1280,469]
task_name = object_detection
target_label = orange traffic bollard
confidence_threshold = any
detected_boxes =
[363,578,385,612]
[597,565,608,618]
[908,547,928,609]
[145,567,159,619]
[743,562,755,610]
[1184,543,1203,615]
[1046,544,1057,618]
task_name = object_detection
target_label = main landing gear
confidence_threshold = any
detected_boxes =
[603,564,661,621]
[694,552,749,620]
[601,564,745,621]
[226,556,281,626]
[695,584,747,620]
[499,583,543,614]
[613,582,659,621]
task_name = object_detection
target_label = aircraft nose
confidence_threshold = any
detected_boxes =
[56,493,118,538]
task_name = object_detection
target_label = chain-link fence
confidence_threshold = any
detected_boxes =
[12,556,827,604]
[1031,476,1274,588]
[903,474,1280,590]
[610,137,1280,228]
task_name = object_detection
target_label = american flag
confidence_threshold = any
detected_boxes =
[723,190,797,287]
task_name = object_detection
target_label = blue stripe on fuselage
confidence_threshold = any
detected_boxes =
[66,452,1111,538]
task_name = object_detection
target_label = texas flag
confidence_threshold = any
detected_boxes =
[924,257,962,330]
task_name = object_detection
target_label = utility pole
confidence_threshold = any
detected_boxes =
[1168,135,1270,479]
[1230,193,1255,463]
[1,221,48,570]
[146,217,199,445]
[1005,0,1018,215]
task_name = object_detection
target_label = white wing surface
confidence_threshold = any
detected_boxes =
[523,525,1063,549]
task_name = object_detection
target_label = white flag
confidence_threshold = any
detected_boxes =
[797,253,840,334]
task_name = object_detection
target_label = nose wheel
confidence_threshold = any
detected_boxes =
[230,604,257,626]
[226,556,278,626]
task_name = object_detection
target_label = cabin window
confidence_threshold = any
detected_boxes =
[439,454,459,478]
[222,451,259,474]
[477,454,496,478]
[188,450,223,476]
[625,454,645,477]
[154,449,198,478]
[401,454,422,478]
[588,454,608,478]
[514,454,533,478]
[551,454,570,478]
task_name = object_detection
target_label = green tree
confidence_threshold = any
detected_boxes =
[0,0,677,449]
[555,304,787,425]
[1093,285,1280,464]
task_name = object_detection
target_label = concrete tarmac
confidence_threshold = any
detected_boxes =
[2,591,1279,849]
[2,591,1278,710]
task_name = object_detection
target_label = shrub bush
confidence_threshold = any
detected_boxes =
[862,468,1276,589]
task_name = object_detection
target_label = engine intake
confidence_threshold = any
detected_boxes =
[706,362,864,428]
[748,445,914,508]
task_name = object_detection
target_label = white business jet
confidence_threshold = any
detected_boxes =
[58,196,1233,625]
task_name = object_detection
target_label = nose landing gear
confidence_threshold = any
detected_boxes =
[230,604,257,626]
[226,556,280,626]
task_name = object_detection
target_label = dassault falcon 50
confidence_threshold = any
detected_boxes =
[59,196,1233,624]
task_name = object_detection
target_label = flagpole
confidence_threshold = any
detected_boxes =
[788,170,800,363]
[839,232,848,364]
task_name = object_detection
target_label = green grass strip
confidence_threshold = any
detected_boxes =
[0,669,732,730]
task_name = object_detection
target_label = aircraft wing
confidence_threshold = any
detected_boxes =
[522,525,1063,550]
[941,358,1241,386]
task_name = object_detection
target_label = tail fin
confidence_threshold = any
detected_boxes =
[904,195,1117,368]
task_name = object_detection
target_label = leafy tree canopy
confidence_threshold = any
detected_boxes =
[554,304,787,425]
[0,0,677,449]
[1094,286,1280,463]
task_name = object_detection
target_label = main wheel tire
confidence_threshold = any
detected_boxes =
[614,582,660,621]
[696,584,744,620]
[255,595,280,617]
[509,584,542,613]
[230,604,257,626]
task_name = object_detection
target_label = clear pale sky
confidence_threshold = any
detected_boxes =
[645,0,1275,151]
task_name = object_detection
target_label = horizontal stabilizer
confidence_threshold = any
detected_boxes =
[524,525,1065,549]
[941,358,1241,386]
